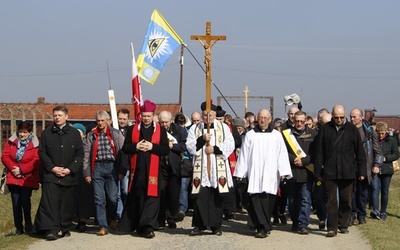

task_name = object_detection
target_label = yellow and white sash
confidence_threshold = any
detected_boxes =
[282,128,314,173]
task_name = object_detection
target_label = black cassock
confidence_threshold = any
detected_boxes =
[192,186,223,229]
[119,124,169,233]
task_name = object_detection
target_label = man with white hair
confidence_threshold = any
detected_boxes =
[157,110,188,229]
[235,109,292,238]
[83,110,125,236]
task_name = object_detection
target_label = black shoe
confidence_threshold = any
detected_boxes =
[326,230,337,237]
[14,229,24,235]
[348,215,356,226]
[77,221,87,232]
[291,225,299,232]
[61,231,71,237]
[279,215,287,225]
[272,218,279,226]
[338,227,349,234]
[167,219,177,229]
[370,210,381,220]
[176,210,185,222]
[158,221,166,229]
[189,227,203,236]
[318,220,326,230]
[45,231,59,241]
[211,227,222,236]
[143,228,155,238]
[224,213,236,220]
[255,229,267,238]
[25,224,33,233]
[298,228,309,235]
[358,218,366,224]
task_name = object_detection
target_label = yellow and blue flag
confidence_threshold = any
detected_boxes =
[137,9,183,85]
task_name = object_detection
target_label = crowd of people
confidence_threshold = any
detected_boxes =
[1,101,399,240]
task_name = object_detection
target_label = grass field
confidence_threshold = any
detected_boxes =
[1,161,400,249]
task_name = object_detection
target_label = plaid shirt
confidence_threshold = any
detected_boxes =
[96,132,115,162]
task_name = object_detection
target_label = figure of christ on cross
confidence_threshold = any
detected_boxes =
[190,22,226,113]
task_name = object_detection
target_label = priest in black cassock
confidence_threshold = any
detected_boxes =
[186,101,235,236]
[118,100,169,238]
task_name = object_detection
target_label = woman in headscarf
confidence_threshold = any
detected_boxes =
[1,121,41,235]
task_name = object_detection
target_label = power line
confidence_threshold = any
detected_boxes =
[1,63,400,80]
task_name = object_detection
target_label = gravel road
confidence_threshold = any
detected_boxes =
[27,213,371,250]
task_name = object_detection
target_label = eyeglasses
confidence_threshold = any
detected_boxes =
[295,120,305,124]
[334,116,345,120]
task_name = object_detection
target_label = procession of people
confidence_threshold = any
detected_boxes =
[2,101,399,241]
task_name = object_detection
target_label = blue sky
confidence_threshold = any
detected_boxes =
[1,1,399,118]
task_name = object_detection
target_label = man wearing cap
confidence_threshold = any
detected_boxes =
[118,100,169,239]
[234,109,292,238]
[83,110,125,236]
[186,101,235,236]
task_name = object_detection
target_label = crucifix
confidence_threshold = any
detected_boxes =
[191,22,226,175]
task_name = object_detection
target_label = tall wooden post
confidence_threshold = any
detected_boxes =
[191,22,226,176]
[244,86,250,114]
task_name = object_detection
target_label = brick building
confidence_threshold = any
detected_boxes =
[364,109,400,131]
[0,97,181,152]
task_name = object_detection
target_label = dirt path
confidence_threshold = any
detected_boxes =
[27,213,371,250]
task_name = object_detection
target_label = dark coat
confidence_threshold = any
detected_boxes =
[360,120,383,182]
[314,120,367,180]
[283,126,317,182]
[379,135,400,175]
[38,124,84,186]
[163,123,188,175]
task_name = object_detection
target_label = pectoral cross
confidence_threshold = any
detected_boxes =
[191,22,226,176]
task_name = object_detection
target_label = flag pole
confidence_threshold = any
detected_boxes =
[178,43,185,107]
[106,60,119,130]
[131,43,143,123]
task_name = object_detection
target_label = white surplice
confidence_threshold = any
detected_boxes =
[186,120,235,188]
[234,129,292,195]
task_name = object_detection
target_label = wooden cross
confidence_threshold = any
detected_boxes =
[191,22,226,113]
[191,22,226,176]
[244,86,250,114]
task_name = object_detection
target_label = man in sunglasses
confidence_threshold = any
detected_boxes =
[314,105,367,237]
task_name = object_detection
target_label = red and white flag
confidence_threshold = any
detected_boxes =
[131,43,143,122]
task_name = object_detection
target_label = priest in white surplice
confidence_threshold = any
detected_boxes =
[234,109,292,238]
[186,102,235,236]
